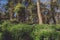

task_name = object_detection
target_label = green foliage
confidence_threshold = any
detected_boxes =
[31,24,59,40]
[0,22,60,40]
[55,24,60,30]
[7,24,33,40]
[0,33,2,40]
[1,21,33,40]
[1,21,13,31]
[14,3,25,12]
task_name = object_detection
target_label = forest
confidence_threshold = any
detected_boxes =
[0,0,60,40]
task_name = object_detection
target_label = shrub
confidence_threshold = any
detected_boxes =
[1,21,34,40]
[1,21,60,40]
[31,24,57,40]
[55,24,60,31]
[0,33,2,40]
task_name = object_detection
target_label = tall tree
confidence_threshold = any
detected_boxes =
[50,0,57,24]
[37,0,43,24]
[6,0,14,21]
[9,2,14,21]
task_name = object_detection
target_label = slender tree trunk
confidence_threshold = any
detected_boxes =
[9,2,14,21]
[9,8,13,21]
[16,12,19,22]
[9,6,14,21]
[0,13,1,21]
[51,0,57,24]
[37,0,43,24]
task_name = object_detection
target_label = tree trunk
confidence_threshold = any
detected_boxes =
[51,0,57,24]
[0,13,1,21]
[8,2,13,21]
[9,7,13,21]
[37,0,43,24]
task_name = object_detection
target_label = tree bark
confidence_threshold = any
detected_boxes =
[51,0,57,24]
[37,0,43,24]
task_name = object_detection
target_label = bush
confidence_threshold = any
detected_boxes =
[31,24,58,40]
[1,21,33,40]
[0,21,60,40]
[7,24,33,40]
[0,33,2,40]
[55,24,60,31]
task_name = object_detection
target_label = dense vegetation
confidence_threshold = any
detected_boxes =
[0,0,60,24]
[0,21,60,40]
[0,0,60,40]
